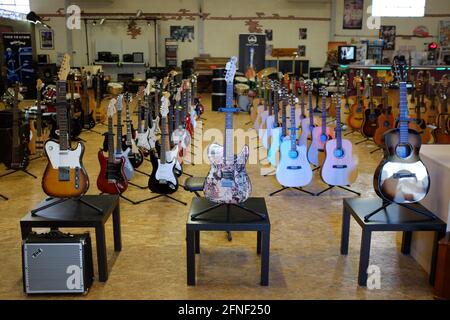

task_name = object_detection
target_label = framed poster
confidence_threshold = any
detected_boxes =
[297,45,306,57]
[343,0,363,30]
[439,21,450,46]
[40,29,54,50]
[170,26,194,42]
[379,25,396,50]
[299,28,307,40]
[265,29,273,41]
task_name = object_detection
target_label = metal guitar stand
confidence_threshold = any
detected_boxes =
[355,137,375,145]
[0,193,8,200]
[370,146,383,154]
[269,186,315,197]
[129,193,187,206]
[31,196,103,216]
[0,168,37,180]
[364,199,436,222]
[344,129,359,136]
[315,185,361,197]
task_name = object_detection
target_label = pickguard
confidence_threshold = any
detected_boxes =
[45,140,82,169]
[155,161,177,187]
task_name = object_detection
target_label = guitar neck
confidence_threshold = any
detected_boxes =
[399,81,409,144]
[12,84,20,148]
[308,92,314,127]
[281,99,287,136]
[125,102,132,144]
[335,101,342,150]
[56,80,69,151]
[116,110,123,151]
[223,82,234,163]
[36,86,43,136]
[160,117,168,164]
[321,96,327,133]
[290,98,296,151]
[107,116,115,163]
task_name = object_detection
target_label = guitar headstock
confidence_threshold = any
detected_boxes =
[392,55,408,82]
[36,79,43,91]
[332,93,341,107]
[144,79,153,96]
[107,98,117,118]
[160,95,170,117]
[319,86,328,97]
[305,80,313,93]
[116,94,123,111]
[57,53,71,81]
[124,92,132,104]
[225,56,238,84]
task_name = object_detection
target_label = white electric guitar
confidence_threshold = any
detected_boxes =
[114,95,134,180]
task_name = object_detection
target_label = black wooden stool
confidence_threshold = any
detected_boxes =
[340,197,447,286]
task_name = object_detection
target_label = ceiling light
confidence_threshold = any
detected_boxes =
[99,18,105,25]
[136,9,143,18]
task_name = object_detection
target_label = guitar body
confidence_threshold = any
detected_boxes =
[299,118,313,146]
[204,143,252,204]
[321,139,358,186]
[308,126,334,166]
[127,144,144,168]
[259,110,269,131]
[267,127,282,167]
[42,140,89,197]
[95,102,106,123]
[262,115,275,149]
[276,141,312,187]
[348,102,364,129]
[5,137,29,171]
[253,104,264,130]
[28,120,37,155]
[341,99,353,125]
[136,130,152,150]
[185,114,194,136]
[374,112,395,146]
[84,110,96,129]
[361,108,381,138]
[96,150,128,194]
[374,128,430,203]
[433,127,450,144]
[115,148,134,180]
[408,118,432,144]
[250,101,258,122]
[147,150,179,194]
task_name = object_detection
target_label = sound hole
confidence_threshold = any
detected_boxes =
[334,148,344,158]
[383,120,390,127]
[288,150,298,159]
[320,133,328,142]
[395,144,412,159]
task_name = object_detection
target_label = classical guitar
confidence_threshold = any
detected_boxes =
[374,81,395,146]
[123,92,144,168]
[81,72,95,129]
[5,83,29,170]
[245,47,256,80]
[148,96,179,194]
[374,56,430,204]
[42,54,89,198]
[94,71,107,123]
[276,92,313,187]
[113,95,134,180]
[321,94,358,186]
[348,73,364,130]
[308,87,334,167]
[96,98,128,194]
[204,57,252,204]
[299,80,315,147]
[361,75,381,138]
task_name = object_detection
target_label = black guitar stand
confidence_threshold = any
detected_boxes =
[191,202,265,221]
[344,129,359,136]
[370,146,383,154]
[364,199,436,222]
[31,196,103,216]
[355,137,374,145]
[0,169,37,179]
[269,186,315,197]
[315,185,361,197]
[131,193,187,206]
[0,193,8,200]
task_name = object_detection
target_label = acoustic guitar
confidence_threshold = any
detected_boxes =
[96,98,128,194]
[321,94,358,186]
[361,75,381,138]
[42,54,89,198]
[412,79,432,144]
[374,56,430,204]
[433,80,450,144]
[267,82,282,167]
[373,81,395,146]
[203,57,252,204]
[348,74,364,130]
[340,74,352,126]
[299,80,316,147]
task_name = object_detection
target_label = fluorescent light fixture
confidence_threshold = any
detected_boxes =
[372,0,426,17]
[99,18,105,25]
[136,9,143,18]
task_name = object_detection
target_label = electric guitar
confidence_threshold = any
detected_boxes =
[308,87,334,167]
[123,92,144,168]
[81,72,96,129]
[94,71,107,123]
[172,86,191,161]
[204,56,252,204]
[321,94,358,186]
[5,83,29,170]
[374,56,430,204]
[114,95,134,180]
[348,73,364,130]
[42,54,89,198]
[262,80,277,150]
[245,47,256,80]
[32,79,47,156]
[250,80,262,123]
[191,74,204,117]
[361,75,381,138]
[136,86,154,151]
[276,92,313,187]
[183,80,195,136]
[267,84,283,167]
[373,81,395,146]
[148,96,179,194]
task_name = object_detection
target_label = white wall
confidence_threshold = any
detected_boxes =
[31,0,450,69]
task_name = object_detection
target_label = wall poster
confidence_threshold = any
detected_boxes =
[343,0,363,30]
[170,26,194,42]
[379,25,396,50]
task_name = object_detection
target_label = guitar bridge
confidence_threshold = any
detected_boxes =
[393,172,416,179]
[332,165,347,169]
[58,167,70,181]
[287,166,302,170]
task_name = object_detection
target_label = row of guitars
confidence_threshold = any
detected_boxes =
[41,53,203,199]
[340,72,450,144]
[252,78,357,188]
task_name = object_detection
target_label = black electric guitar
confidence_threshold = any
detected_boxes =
[5,83,29,170]
[82,72,95,129]
[374,56,430,204]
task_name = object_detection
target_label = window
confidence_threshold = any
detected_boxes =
[372,0,426,17]
[0,0,30,14]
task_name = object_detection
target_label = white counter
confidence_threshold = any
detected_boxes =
[411,145,450,273]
